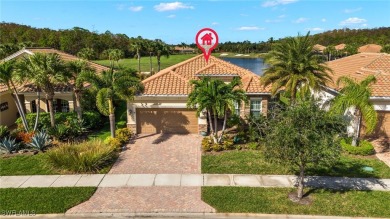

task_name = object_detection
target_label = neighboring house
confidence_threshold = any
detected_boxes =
[127,55,271,134]
[313,44,326,53]
[335,43,346,51]
[0,88,22,127]
[317,52,390,140]
[0,47,109,127]
[358,44,383,53]
[173,46,195,54]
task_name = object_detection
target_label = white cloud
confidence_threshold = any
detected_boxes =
[167,14,176,18]
[240,14,249,17]
[339,17,367,25]
[344,7,362,13]
[262,0,298,7]
[321,18,326,22]
[278,14,286,18]
[293,17,308,23]
[362,23,368,27]
[211,22,219,26]
[306,27,324,32]
[237,26,264,31]
[154,2,194,12]
[129,6,143,12]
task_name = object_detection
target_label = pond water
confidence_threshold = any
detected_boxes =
[220,57,267,76]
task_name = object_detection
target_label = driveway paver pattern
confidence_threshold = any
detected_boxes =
[67,187,215,213]
[109,134,203,174]
[67,134,214,214]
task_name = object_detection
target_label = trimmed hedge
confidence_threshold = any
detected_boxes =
[16,111,101,131]
[341,139,375,156]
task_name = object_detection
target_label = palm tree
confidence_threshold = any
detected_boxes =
[324,45,336,61]
[130,38,143,73]
[261,32,333,103]
[79,67,143,137]
[187,77,246,143]
[154,39,170,72]
[146,41,156,74]
[330,75,377,146]
[16,53,68,128]
[108,49,124,68]
[66,60,95,120]
[0,60,29,131]
[77,47,95,60]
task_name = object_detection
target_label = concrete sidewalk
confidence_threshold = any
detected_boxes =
[1,174,389,191]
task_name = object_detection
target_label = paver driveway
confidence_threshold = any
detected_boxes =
[109,134,203,174]
[67,134,215,214]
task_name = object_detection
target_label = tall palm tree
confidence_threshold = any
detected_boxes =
[324,45,336,61]
[0,60,29,131]
[130,38,143,73]
[330,75,377,146]
[261,32,333,103]
[66,60,95,120]
[146,41,156,74]
[187,77,247,143]
[16,53,68,128]
[154,39,170,72]
[79,67,143,137]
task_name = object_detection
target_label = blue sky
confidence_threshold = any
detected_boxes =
[1,0,390,44]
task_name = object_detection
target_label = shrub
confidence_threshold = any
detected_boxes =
[29,131,52,151]
[16,131,35,144]
[202,137,213,152]
[82,111,101,129]
[0,125,10,139]
[48,124,70,141]
[115,128,132,144]
[116,121,127,129]
[0,137,19,153]
[104,137,122,148]
[341,139,375,156]
[45,140,117,173]
[247,142,260,150]
[222,139,235,150]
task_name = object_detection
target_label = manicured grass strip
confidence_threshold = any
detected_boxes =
[202,150,390,178]
[0,187,96,214]
[202,187,390,218]
[94,54,197,72]
[0,153,58,176]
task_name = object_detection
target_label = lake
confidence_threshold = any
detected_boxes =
[220,57,266,76]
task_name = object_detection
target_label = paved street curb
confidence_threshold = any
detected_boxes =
[0,212,385,219]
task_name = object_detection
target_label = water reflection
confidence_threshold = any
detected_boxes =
[220,57,267,76]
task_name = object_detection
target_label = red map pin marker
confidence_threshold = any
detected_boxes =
[196,28,219,63]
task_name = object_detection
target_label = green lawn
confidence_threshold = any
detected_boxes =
[93,54,197,72]
[202,187,390,217]
[202,150,390,178]
[0,153,58,176]
[0,187,96,214]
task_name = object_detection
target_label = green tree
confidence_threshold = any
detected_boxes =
[108,49,124,68]
[16,53,68,128]
[146,41,156,74]
[330,75,377,146]
[0,60,29,131]
[324,45,336,61]
[66,60,95,120]
[77,47,95,60]
[264,100,347,201]
[154,39,170,72]
[381,44,390,53]
[79,67,143,137]
[261,32,333,103]
[187,77,247,143]
[130,38,143,73]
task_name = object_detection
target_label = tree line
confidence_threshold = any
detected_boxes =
[1,22,390,60]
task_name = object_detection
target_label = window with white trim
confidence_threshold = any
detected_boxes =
[250,98,262,117]
[234,101,240,115]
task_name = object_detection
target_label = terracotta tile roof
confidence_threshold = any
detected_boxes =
[313,44,326,52]
[141,55,271,95]
[326,53,390,97]
[1,48,109,94]
[335,43,346,51]
[358,44,383,53]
